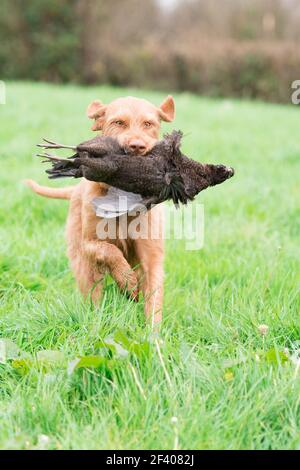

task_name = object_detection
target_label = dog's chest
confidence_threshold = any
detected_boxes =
[85,182,136,260]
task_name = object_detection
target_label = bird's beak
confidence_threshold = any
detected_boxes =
[227,167,235,178]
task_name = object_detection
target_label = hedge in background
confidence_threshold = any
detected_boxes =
[0,0,81,82]
[0,0,299,103]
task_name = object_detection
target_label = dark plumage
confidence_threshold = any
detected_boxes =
[37,131,234,208]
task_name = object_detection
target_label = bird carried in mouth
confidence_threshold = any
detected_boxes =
[37,130,234,216]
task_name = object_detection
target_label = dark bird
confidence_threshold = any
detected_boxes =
[37,130,234,210]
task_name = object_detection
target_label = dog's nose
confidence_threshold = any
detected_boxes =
[128,140,146,154]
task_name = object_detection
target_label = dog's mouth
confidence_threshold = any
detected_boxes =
[124,145,152,157]
[128,149,148,156]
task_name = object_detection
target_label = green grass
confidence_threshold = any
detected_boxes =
[0,81,299,450]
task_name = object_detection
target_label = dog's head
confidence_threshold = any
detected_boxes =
[86,95,175,155]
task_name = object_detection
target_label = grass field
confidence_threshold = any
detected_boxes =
[0,82,299,450]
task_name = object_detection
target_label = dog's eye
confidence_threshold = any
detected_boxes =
[114,120,125,126]
[144,121,153,128]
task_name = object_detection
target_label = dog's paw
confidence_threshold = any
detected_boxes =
[126,287,139,303]
[111,266,139,302]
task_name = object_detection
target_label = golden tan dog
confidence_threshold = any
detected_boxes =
[26,95,175,325]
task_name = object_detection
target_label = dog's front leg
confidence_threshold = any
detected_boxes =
[135,239,164,326]
[143,260,164,326]
[80,183,139,301]
[84,240,139,301]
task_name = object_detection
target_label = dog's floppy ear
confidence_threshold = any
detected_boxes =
[158,95,175,122]
[86,100,107,131]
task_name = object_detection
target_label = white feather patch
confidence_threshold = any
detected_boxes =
[92,187,145,219]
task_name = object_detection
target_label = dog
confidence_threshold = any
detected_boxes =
[26,95,175,325]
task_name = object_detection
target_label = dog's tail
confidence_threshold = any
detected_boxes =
[24,179,74,200]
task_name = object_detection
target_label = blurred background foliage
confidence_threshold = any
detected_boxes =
[0,0,299,103]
